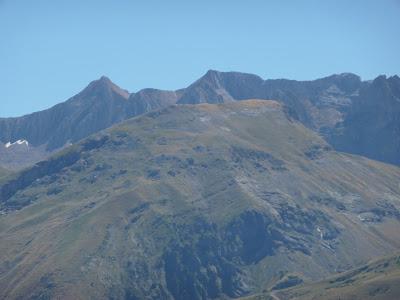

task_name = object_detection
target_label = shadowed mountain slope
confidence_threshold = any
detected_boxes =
[1,100,400,299]
[328,75,400,166]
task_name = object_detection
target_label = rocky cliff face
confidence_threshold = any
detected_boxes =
[1,101,400,299]
[328,75,400,165]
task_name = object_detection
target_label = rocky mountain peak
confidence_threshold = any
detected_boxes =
[371,75,388,85]
[315,73,362,93]
[81,76,129,100]
[201,69,222,83]
[391,74,400,82]
[177,70,263,104]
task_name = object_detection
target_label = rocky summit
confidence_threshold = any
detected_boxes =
[1,100,400,299]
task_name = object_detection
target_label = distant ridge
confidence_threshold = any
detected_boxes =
[0,70,399,169]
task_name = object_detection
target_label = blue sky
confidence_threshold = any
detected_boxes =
[1,0,399,117]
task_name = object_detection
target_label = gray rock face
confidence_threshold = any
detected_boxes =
[328,75,400,165]
[128,88,179,116]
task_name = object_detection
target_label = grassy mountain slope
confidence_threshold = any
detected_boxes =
[247,253,400,300]
[1,100,400,299]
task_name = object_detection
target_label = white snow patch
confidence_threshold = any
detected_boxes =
[4,139,29,148]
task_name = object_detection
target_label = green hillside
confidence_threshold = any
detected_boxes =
[1,100,400,299]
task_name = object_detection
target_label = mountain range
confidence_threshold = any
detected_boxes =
[1,100,400,299]
[1,70,399,169]
[1,70,400,299]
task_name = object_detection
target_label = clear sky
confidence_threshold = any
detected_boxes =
[1,0,399,117]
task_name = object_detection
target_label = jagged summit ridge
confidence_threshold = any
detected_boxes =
[0,70,399,170]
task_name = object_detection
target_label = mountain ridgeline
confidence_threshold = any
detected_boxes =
[0,77,179,169]
[0,70,399,169]
[1,101,400,299]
